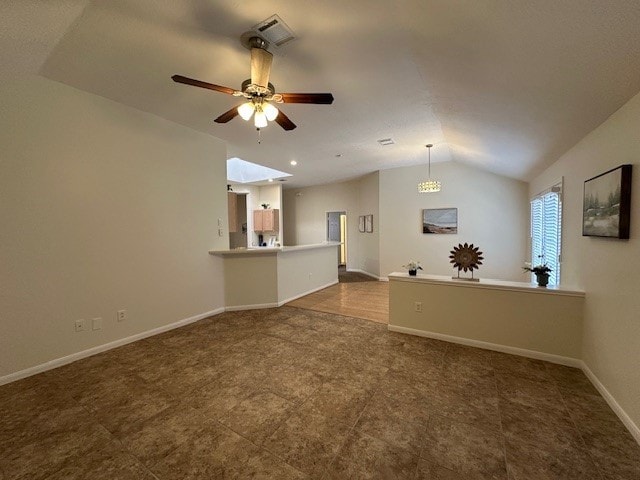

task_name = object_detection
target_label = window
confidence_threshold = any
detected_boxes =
[530,181,562,286]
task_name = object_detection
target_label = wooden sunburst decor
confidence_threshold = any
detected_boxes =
[449,243,484,281]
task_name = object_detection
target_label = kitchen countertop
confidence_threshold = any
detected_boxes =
[209,242,341,256]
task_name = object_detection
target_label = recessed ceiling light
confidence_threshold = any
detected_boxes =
[290,160,297,166]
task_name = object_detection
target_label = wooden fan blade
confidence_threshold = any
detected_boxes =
[172,75,237,95]
[274,110,297,131]
[279,93,334,104]
[250,48,273,88]
[214,107,240,124]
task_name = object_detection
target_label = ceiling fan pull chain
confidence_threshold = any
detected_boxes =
[256,127,261,144]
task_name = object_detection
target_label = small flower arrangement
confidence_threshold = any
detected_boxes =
[403,261,423,272]
[261,203,270,209]
[522,262,552,275]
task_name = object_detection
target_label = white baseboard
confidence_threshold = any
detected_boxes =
[387,324,581,367]
[581,362,640,445]
[278,280,339,306]
[0,308,224,387]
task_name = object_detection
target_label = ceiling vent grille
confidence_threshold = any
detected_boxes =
[377,138,395,146]
[252,15,295,47]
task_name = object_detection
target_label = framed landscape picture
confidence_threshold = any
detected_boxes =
[582,165,631,239]
[422,208,458,234]
[583,164,632,239]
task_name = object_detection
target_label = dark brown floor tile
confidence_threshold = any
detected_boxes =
[3,422,113,480]
[499,399,583,450]
[439,357,497,396]
[1,403,95,453]
[79,377,175,436]
[218,390,294,445]
[491,351,554,383]
[187,373,258,415]
[296,378,374,427]
[496,373,565,412]
[262,364,325,402]
[421,415,507,480]
[424,383,501,431]
[415,458,475,479]
[117,404,222,467]
[545,363,599,396]
[505,437,602,480]
[264,409,350,477]
[354,392,430,454]
[443,343,494,368]
[43,441,155,480]
[325,430,419,480]
[562,391,628,437]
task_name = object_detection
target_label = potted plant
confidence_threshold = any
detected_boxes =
[403,261,423,276]
[523,263,552,287]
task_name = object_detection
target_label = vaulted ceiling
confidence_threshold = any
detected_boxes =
[4,0,640,187]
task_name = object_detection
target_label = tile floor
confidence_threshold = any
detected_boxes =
[1,306,639,479]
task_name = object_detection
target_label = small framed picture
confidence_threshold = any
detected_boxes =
[365,214,373,233]
[358,216,365,233]
[583,164,632,239]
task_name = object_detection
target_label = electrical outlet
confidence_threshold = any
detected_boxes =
[218,228,224,236]
[117,310,127,322]
[75,319,86,332]
[414,302,422,312]
[92,317,102,331]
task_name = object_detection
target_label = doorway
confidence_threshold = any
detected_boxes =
[327,211,347,266]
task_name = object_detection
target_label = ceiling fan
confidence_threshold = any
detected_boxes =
[172,36,333,131]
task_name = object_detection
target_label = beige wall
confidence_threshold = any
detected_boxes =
[530,91,640,435]
[0,76,228,378]
[282,180,360,269]
[356,172,381,277]
[282,174,381,276]
[379,162,529,280]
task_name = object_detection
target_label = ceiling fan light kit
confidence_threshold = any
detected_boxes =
[171,31,334,132]
[418,144,441,193]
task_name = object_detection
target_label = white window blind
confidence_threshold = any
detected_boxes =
[530,183,562,286]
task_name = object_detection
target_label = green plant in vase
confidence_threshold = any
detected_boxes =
[523,263,552,287]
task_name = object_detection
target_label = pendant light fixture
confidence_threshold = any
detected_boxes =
[418,143,441,193]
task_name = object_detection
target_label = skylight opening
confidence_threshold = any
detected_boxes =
[227,157,292,184]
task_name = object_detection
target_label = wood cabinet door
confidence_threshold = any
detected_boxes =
[253,209,264,232]
[262,209,274,231]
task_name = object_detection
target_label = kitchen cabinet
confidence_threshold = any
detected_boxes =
[254,209,279,232]
[228,192,238,233]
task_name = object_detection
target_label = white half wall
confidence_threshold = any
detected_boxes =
[530,90,640,439]
[0,75,228,378]
[379,162,529,280]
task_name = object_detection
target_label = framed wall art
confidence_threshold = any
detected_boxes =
[422,208,458,234]
[583,164,632,239]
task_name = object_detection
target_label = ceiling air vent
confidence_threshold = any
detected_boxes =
[377,138,395,146]
[252,14,295,47]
